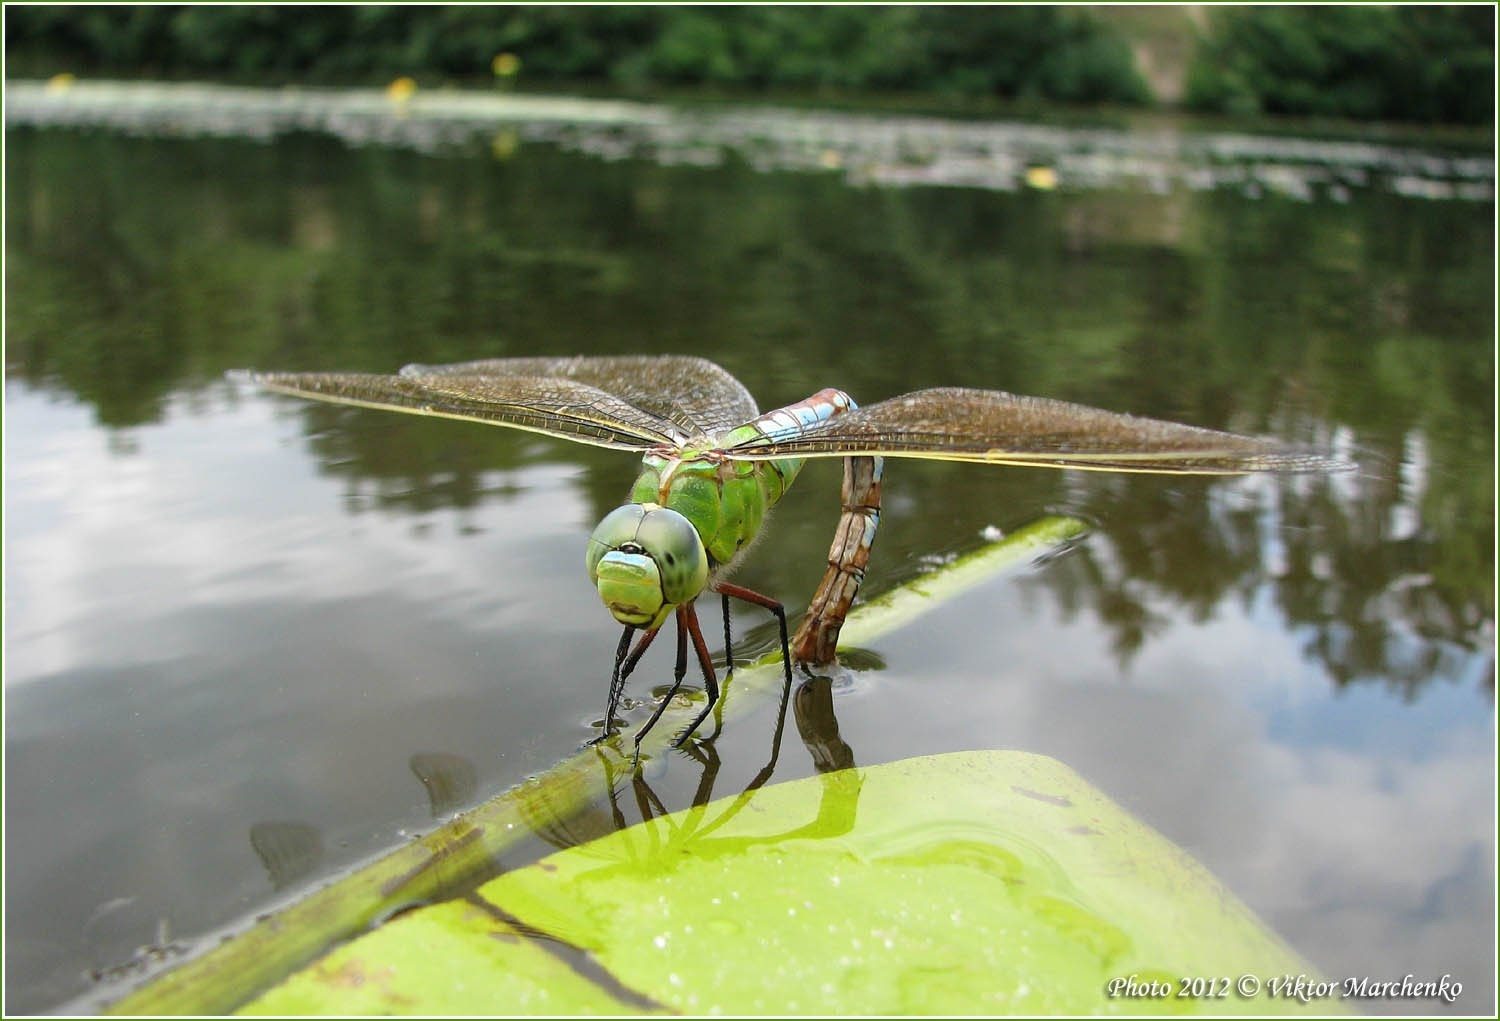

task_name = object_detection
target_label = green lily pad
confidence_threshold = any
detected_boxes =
[243,751,1336,1015]
[232,898,655,1015]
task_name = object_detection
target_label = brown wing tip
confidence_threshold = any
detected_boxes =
[232,369,314,388]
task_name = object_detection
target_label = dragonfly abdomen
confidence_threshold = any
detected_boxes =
[717,386,860,505]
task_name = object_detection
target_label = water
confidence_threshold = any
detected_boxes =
[4,87,1494,1014]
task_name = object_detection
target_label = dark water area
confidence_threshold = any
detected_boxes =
[3,99,1494,1014]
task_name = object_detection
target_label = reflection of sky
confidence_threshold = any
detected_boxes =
[5,381,622,1010]
[6,383,601,683]
[852,575,1494,1016]
[1262,675,1489,759]
[5,379,1494,1015]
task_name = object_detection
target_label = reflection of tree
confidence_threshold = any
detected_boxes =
[1015,463,1493,696]
[292,401,593,516]
[6,126,1490,699]
[1272,470,1494,696]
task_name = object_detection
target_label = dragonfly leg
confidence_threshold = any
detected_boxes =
[618,626,661,685]
[673,602,721,747]
[590,626,636,743]
[792,454,884,665]
[592,624,660,742]
[714,580,794,689]
[633,607,692,756]
[720,592,734,678]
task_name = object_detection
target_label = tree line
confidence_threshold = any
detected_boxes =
[5,5,1493,125]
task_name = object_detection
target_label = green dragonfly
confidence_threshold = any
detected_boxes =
[252,355,1339,749]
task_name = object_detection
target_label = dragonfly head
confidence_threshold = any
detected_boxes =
[586,503,708,629]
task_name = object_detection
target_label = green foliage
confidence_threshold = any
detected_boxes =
[10,6,1488,123]
[1187,6,1494,124]
[4,6,1149,106]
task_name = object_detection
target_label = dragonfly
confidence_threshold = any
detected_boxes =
[251,355,1339,749]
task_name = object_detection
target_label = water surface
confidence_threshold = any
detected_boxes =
[4,90,1494,1014]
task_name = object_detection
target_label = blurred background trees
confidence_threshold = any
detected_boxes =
[1185,5,1496,124]
[7,4,1493,124]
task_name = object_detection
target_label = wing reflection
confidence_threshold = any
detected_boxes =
[409,752,480,817]
[249,821,325,891]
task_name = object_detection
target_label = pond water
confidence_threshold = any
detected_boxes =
[4,85,1494,1014]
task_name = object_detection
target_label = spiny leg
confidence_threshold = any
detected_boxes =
[721,592,733,677]
[590,626,636,743]
[633,606,691,755]
[714,580,794,690]
[673,602,721,747]
[592,625,661,743]
[619,626,661,686]
[704,591,735,744]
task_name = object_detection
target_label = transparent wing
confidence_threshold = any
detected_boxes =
[400,355,759,440]
[724,387,1345,474]
[250,370,681,452]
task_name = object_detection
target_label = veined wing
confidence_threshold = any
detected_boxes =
[250,370,680,452]
[723,387,1345,474]
[400,355,759,441]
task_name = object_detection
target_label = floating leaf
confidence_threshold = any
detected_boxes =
[244,752,1337,1015]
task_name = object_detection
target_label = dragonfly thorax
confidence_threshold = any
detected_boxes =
[585,503,709,629]
[629,450,803,569]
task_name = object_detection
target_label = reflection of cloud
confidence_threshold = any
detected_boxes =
[5,385,600,687]
[1231,739,1493,999]
[6,378,1491,1014]
[6,382,623,1010]
[858,575,1494,1016]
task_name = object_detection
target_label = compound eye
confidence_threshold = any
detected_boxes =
[634,506,709,605]
[585,504,647,583]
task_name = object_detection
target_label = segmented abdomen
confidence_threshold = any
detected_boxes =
[720,388,857,505]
